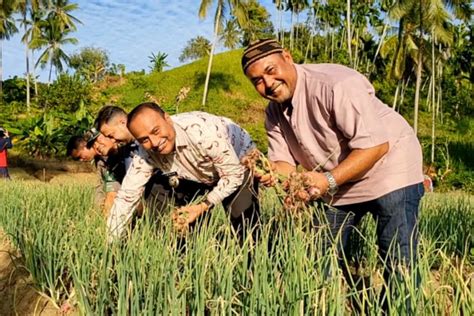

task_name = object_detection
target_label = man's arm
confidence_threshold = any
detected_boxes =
[306,142,389,194]
[107,152,154,239]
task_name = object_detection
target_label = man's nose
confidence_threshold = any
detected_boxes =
[149,135,160,148]
[262,75,273,88]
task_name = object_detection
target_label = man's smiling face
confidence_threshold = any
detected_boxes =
[128,108,176,155]
[245,51,297,104]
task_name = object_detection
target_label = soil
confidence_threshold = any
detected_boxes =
[0,231,58,316]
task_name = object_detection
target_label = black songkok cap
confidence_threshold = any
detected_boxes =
[241,38,283,73]
[85,127,101,149]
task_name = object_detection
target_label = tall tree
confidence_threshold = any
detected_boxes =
[198,0,247,107]
[0,0,19,95]
[219,18,241,49]
[31,0,80,83]
[33,16,78,82]
[286,0,308,51]
[148,51,169,73]
[273,0,286,45]
[70,46,110,82]
[389,0,456,134]
[240,0,274,46]
[46,0,81,32]
[179,36,211,62]
[21,0,44,96]
[18,0,43,110]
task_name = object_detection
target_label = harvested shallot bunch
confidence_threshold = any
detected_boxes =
[241,148,274,179]
[281,172,321,214]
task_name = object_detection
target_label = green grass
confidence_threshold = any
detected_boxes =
[0,181,472,315]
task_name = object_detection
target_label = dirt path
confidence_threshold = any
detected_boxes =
[0,231,58,316]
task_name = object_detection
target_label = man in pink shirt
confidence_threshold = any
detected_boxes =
[242,39,424,300]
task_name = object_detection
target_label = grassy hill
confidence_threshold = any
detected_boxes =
[98,49,269,148]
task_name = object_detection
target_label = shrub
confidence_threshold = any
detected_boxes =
[2,76,34,103]
[37,74,92,112]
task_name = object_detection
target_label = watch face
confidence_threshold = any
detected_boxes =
[328,186,338,195]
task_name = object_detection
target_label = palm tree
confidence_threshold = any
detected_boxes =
[179,36,212,62]
[273,0,286,45]
[30,0,80,83]
[285,0,309,51]
[346,0,352,65]
[219,18,240,49]
[33,16,78,82]
[46,0,81,32]
[21,0,44,96]
[198,0,247,107]
[148,51,169,73]
[19,0,44,110]
[389,0,456,134]
[1,0,19,95]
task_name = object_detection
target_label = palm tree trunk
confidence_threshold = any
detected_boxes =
[277,4,283,43]
[48,59,53,84]
[201,4,221,108]
[430,30,436,164]
[32,50,38,95]
[346,0,352,65]
[354,28,359,69]
[372,23,388,70]
[331,30,334,62]
[400,77,409,109]
[437,60,442,122]
[391,18,405,79]
[26,46,31,111]
[413,0,424,135]
[413,53,423,134]
[290,12,294,51]
[392,81,400,110]
[324,23,328,55]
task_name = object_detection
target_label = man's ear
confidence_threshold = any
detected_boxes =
[282,50,294,63]
[164,113,173,124]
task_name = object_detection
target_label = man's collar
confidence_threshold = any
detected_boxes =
[290,64,304,111]
[173,120,187,148]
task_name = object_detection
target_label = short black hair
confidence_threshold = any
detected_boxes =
[96,105,127,130]
[66,136,86,158]
[127,102,165,128]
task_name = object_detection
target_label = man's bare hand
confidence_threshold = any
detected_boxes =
[172,202,210,232]
[302,171,329,197]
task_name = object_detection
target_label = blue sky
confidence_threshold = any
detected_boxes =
[3,0,290,82]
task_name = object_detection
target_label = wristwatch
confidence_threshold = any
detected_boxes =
[324,171,338,195]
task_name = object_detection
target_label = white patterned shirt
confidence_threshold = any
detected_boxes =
[107,111,255,238]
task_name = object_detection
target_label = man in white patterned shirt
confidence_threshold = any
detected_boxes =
[107,102,259,239]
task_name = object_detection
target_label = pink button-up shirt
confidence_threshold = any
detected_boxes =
[266,64,423,205]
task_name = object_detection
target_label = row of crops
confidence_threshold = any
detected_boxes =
[0,181,472,315]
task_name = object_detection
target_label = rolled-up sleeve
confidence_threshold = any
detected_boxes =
[265,105,296,166]
[107,151,154,239]
[331,81,389,149]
